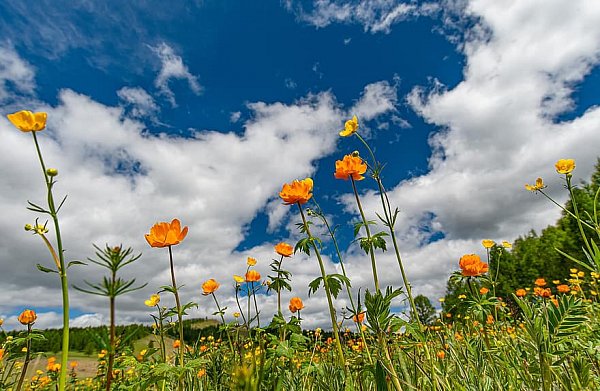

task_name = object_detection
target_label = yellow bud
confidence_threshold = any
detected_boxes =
[24,224,33,231]
[46,168,58,177]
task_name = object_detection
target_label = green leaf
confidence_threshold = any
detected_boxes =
[67,260,87,269]
[36,263,58,274]
[308,277,323,296]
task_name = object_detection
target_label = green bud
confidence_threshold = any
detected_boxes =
[46,168,58,177]
[351,150,360,157]
[24,224,33,231]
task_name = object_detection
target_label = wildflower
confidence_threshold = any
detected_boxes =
[245,270,261,282]
[7,110,47,132]
[479,287,489,295]
[69,361,79,369]
[246,257,257,266]
[525,177,546,192]
[436,351,445,359]
[502,241,512,248]
[555,159,575,175]
[145,219,188,248]
[46,168,58,177]
[339,115,358,137]
[534,287,552,298]
[552,280,561,284]
[173,340,181,349]
[279,178,313,205]
[458,294,467,299]
[459,254,489,277]
[534,278,547,287]
[233,275,245,283]
[481,240,495,249]
[289,297,304,313]
[557,284,570,294]
[334,154,367,181]
[202,279,220,295]
[144,294,160,307]
[515,288,527,297]
[0,349,4,360]
[577,271,585,278]
[197,369,207,378]
[233,312,241,318]
[18,309,37,325]
[570,268,578,273]
[352,312,366,324]
[486,314,494,324]
[98,350,107,359]
[274,242,293,257]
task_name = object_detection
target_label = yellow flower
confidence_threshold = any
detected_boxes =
[7,110,47,132]
[145,219,188,248]
[201,279,220,295]
[458,294,467,299]
[525,177,546,192]
[18,309,37,325]
[279,178,313,205]
[339,115,358,137]
[246,257,257,266]
[144,294,160,307]
[555,159,575,175]
[481,239,495,249]
[502,241,512,248]
[233,312,241,318]
[233,275,245,283]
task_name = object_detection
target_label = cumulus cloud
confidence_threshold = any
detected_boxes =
[0,45,36,102]
[284,0,438,33]
[117,86,159,119]
[339,0,600,301]
[151,43,202,107]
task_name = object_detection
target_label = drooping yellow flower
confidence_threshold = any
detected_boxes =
[201,279,220,295]
[334,154,367,181]
[481,239,495,249]
[7,110,47,132]
[274,242,293,257]
[145,219,188,248]
[144,294,161,307]
[555,159,575,175]
[246,257,257,266]
[18,309,37,325]
[279,178,313,205]
[339,115,358,137]
[525,177,546,192]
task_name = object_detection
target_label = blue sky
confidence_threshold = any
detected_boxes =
[1,0,600,330]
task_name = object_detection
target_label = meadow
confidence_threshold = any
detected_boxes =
[1,111,599,390]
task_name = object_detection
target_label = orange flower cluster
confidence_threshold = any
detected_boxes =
[274,242,293,257]
[279,178,313,205]
[145,219,188,248]
[458,254,488,277]
[334,154,367,181]
[534,287,552,298]
[202,279,220,295]
[46,357,61,372]
[289,297,304,313]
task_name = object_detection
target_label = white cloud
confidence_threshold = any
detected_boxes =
[0,44,36,102]
[151,43,201,107]
[230,111,242,123]
[117,86,159,119]
[285,0,438,33]
[351,80,398,120]
[338,0,600,301]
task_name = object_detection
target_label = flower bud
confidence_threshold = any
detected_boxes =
[24,224,33,231]
[351,150,360,157]
[46,168,58,177]
[18,309,37,325]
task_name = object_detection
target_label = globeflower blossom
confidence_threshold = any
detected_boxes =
[334,154,367,181]
[481,240,495,249]
[525,177,546,192]
[18,309,37,325]
[289,297,304,313]
[247,257,257,266]
[352,312,366,324]
[555,159,575,175]
[339,115,359,137]
[144,294,161,307]
[515,288,527,297]
[202,279,220,295]
[245,270,261,282]
[145,219,188,248]
[458,254,488,277]
[274,242,293,257]
[279,178,313,205]
[7,110,47,132]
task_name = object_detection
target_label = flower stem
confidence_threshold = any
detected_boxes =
[15,324,32,391]
[297,203,346,367]
[168,245,185,390]
[31,132,70,391]
[211,293,235,355]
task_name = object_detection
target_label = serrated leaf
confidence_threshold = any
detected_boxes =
[308,277,323,296]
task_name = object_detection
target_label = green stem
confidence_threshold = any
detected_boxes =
[106,294,115,391]
[566,176,594,256]
[31,132,69,391]
[297,203,346,367]
[168,245,184,391]
[276,255,283,317]
[350,176,380,292]
[211,293,235,355]
[252,282,260,328]
[539,189,595,231]
[15,324,32,391]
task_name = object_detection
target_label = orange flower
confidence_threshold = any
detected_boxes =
[274,242,293,257]
[534,278,547,287]
[436,351,445,359]
[352,312,366,324]
[7,110,47,132]
[289,297,304,313]
[515,288,527,297]
[18,309,37,325]
[246,257,257,266]
[173,340,181,349]
[479,287,489,295]
[557,284,570,294]
[534,287,552,298]
[245,270,261,282]
[334,154,367,181]
[458,254,488,277]
[145,219,188,248]
[201,279,220,295]
[555,159,575,175]
[279,178,313,205]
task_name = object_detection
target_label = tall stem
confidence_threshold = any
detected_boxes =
[297,203,346,367]
[211,293,235,354]
[31,132,69,391]
[350,176,380,292]
[276,255,284,316]
[15,324,32,391]
[168,245,184,390]
[106,294,115,391]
